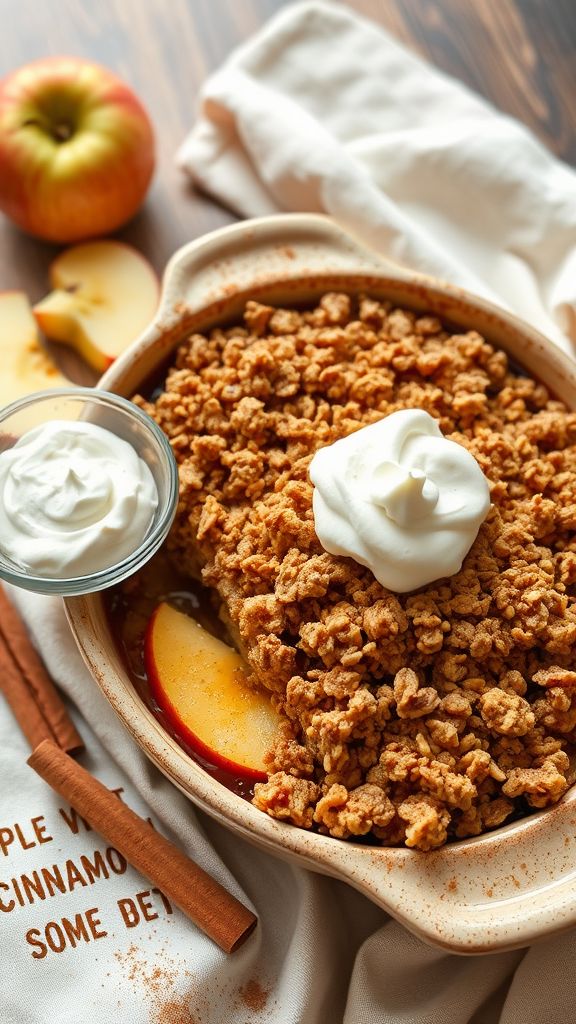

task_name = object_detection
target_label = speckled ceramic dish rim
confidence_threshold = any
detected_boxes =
[65,214,576,955]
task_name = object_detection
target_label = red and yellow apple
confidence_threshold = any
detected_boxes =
[33,240,159,371]
[0,290,68,408]
[145,602,282,782]
[0,57,155,242]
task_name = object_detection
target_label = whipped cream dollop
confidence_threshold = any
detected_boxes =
[309,409,491,593]
[0,420,158,578]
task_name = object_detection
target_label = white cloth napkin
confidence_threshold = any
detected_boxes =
[178,0,576,356]
[4,3,576,1022]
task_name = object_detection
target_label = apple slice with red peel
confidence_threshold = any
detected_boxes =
[0,290,69,408]
[145,602,282,782]
[33,240,159,372]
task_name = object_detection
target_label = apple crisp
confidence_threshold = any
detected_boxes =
[134,292,576,850]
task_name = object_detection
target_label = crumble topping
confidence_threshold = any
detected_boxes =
[135,293,576,850]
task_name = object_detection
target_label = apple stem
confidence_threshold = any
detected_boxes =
[53,122,73,142]
[21,117,73,143]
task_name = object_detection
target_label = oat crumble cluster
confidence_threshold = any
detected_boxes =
[135,293,576,851]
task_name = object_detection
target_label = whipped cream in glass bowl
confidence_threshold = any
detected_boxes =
[0,387,178,596]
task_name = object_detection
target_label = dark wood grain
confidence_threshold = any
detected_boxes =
[362,0,576,165]
[0,0,573,379]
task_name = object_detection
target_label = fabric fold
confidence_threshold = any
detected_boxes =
[178,0,576,353]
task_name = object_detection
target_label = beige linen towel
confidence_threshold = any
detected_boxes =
[178,0,576,355]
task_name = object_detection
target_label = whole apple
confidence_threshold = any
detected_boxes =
[0,57,155,243]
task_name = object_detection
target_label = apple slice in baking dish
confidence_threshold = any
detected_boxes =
[33,240,159,373]
[145,602,282,782]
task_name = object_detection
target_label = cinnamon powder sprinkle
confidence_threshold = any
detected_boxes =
[238,978,269,1012]
[114,945,197,1024]
[153,999,196,1024]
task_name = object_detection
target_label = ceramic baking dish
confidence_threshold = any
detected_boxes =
[65,214,576,954]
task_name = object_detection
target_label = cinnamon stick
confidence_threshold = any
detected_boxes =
[0,587,82,753]
[28,740,257,953]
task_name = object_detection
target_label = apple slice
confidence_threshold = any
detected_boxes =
[145,602,282,782]
[0,291,69,408]
[33,240,159,372]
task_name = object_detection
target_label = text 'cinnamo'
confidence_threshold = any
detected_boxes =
[28,740,257,953]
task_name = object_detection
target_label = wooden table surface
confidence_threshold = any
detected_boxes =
[0,0,574,380]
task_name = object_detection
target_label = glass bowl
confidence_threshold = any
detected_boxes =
[0,387,178,596]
